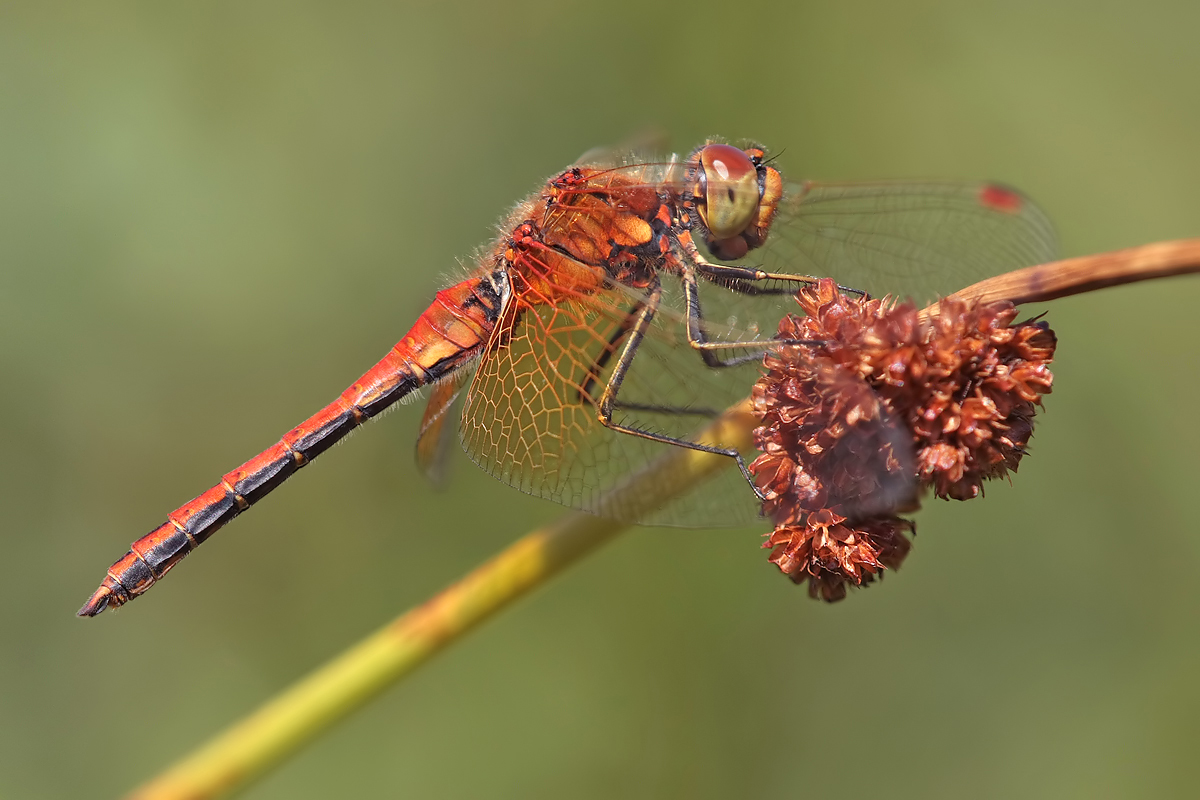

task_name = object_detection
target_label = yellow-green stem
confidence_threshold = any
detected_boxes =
[127,407,756,800]
[125,238,1200,800]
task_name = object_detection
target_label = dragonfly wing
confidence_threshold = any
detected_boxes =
[554,162,1057,308]
[573,129,671,168]
[749,179,1058,306]
[416,371,471,488]
[459,278,766,528]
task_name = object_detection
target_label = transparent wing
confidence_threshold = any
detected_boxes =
[415,371,471,487]
[458,273,921,527]
[551,160,1056,314]
[752,179,1058,305]
[459,278,772,527]
[572,129,671,167]
[559,157,1057,308]
[666,179,1059,359]
[457,154,1055,527]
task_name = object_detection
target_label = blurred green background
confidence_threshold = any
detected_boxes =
[3,2,1199,798]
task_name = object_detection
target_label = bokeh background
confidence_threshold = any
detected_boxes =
[3,2,1199,797]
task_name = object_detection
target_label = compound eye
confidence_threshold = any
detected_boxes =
[698,144,761,240]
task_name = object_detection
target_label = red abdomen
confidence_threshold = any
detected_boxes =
[78,270,507,616]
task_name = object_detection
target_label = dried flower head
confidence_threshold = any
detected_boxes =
[749,278,1056,600]
[765,512,914,602]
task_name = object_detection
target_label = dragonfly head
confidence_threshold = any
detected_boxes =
[687,143,783,261]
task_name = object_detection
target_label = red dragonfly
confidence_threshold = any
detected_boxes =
[79,140,1055,616]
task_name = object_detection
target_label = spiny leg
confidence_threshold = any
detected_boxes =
[593,280,765,499]
[575,302,641,404]
[695,262,869,299]
[681,266,828,369]
[575,300,724,418]
[677,231,868,298]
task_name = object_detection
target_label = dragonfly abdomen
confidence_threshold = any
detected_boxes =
[78,269,509,617]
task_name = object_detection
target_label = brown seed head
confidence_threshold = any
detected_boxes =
[749,278,1056,600]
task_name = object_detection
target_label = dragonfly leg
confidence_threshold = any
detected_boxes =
[575,301,643,404]
[696,262,818,295]
[593,280,766,500]
[677,229,869,298]
[695,262,868,299]
[680,267,826,368]
[573,301,724,418]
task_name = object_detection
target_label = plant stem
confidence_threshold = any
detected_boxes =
[124,238,1200,799]
[126,408,757,800]
[946,238,1200,307]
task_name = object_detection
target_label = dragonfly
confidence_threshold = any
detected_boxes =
[78,139,1056,616]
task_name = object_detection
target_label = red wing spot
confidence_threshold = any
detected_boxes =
[978,184,1023,213]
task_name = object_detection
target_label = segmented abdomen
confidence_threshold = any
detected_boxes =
[78,270,507,616]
